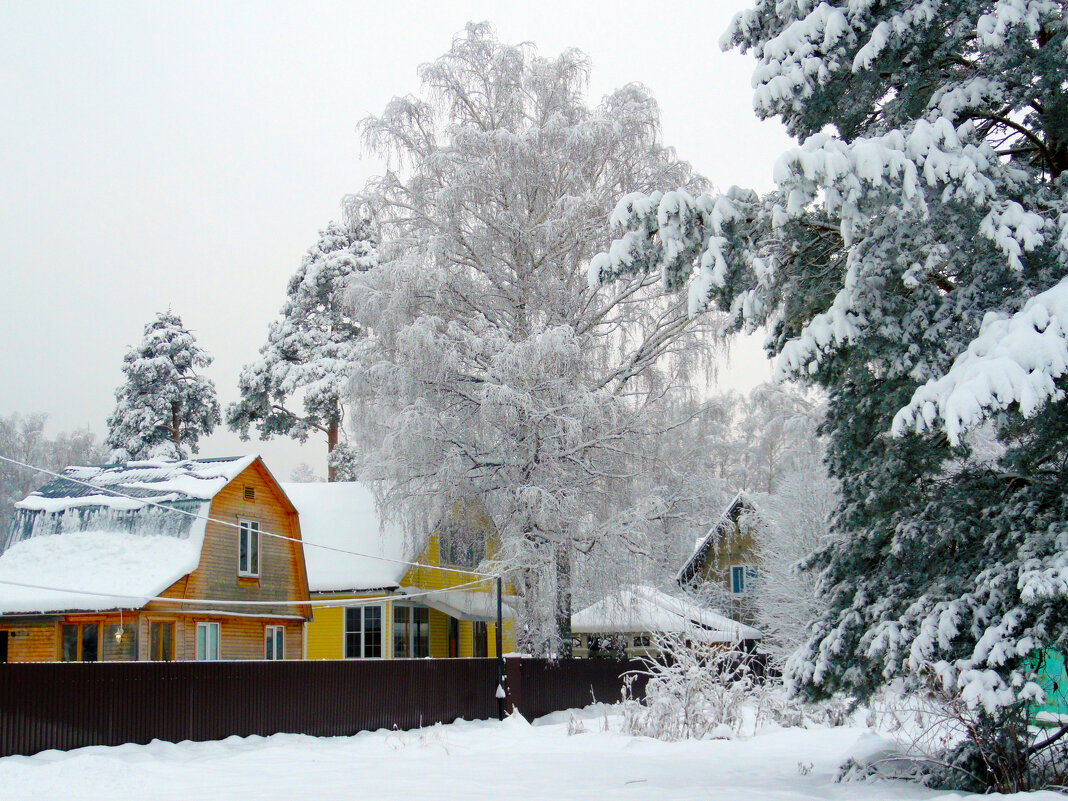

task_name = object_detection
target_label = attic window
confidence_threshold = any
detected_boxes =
[243,486,255,501]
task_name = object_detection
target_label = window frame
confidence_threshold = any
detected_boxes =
[730,564,758,594]
[149,620,175,662]
[59,621,101,662]
[343,605,383,659]
[264,625,285,660]
[238,519,261,577]
[392,604,430,658]
[195,621,220,660]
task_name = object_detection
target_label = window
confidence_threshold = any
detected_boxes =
[60,623,100,662]
[438,521,486,568]
[265,626,285,660]
[730,565,758,594]
[633,635,651,648]
[150,622,174,661]
[344,606,382,658]
[196,622,220,660]
[239,520,260,577]
[393,605,429,658]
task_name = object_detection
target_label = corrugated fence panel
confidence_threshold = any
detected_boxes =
[0,658,640,757]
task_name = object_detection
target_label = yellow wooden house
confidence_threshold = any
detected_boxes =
[283,482,515,660]
[0,456,311,663]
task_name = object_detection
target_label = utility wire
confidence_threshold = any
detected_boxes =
[0,453,498,579]
[0,575,496,610]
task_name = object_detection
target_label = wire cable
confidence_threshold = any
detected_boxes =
[0,453,498,579]
[0,575,495,610]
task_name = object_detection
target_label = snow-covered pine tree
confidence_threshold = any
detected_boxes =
[343,23,718,655]
[592,2,1068,789]
[106,311,220,462]
[226,220,375,481]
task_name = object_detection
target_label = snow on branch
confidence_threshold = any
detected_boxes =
[893,278,1068,444]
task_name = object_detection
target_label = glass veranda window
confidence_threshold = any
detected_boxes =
[393,605,430,658]
[344,606,383,658]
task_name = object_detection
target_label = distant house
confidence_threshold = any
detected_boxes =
[676,492,764,625]
[285,482,515,660]
[571,584,761,659]
[0,456,311,663]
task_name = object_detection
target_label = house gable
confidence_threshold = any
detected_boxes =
[154,458,311,622]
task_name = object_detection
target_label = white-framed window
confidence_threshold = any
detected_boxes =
[238,519,260,577]
[196,622,220,660]
[265,625,285,660]
[730,564,758,594]
[392,604,430,658]
[344,605,382,659]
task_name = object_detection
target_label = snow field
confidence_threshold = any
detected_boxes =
[1,705,1060,801]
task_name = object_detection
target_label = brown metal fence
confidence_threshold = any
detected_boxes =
[0,657,646,758]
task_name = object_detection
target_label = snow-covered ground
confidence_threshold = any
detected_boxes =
[0,705,1059,801]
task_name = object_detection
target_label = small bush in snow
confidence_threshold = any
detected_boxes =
[620,634,764,741]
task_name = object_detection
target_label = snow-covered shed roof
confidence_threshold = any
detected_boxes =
[676,492,761,586]
[0,456,258,615]
[282,481,413,594]
[571,585,762,641]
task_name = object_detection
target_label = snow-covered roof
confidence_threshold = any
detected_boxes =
[0,524,207,614]
[676,492,760,585]
[0,456,257,614]
[15,456,257,513]
[282,482,413,593]
[571,585,761,641]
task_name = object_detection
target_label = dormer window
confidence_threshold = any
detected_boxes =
[239,520,260,577]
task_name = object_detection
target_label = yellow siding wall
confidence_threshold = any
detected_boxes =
[303,512,517,659]
[0,620,56,662]
[305,606,344,660]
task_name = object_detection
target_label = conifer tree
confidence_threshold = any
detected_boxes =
[227,220,375,481]
[594,2,1068,789]
[106,311,220,462]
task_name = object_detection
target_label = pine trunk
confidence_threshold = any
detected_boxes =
[327,421,338,482]
[171,401,181,449]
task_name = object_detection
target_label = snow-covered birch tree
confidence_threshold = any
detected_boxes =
[593,2,1068,789]
[227,220,376,480]
[342,23,717,655]
[106,311,219,462]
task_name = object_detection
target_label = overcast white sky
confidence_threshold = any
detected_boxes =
[0,0,794,479]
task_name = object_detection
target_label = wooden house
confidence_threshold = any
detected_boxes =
[676,492,764,625]
[0,456,311,663]
[571,584,762,659]
[285,482,515,660]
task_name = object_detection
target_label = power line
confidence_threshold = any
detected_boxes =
[0,453,498,579]
[0,575,495,610]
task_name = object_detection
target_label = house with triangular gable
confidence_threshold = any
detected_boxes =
[676,492,765,626]
[0,456,311,663]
